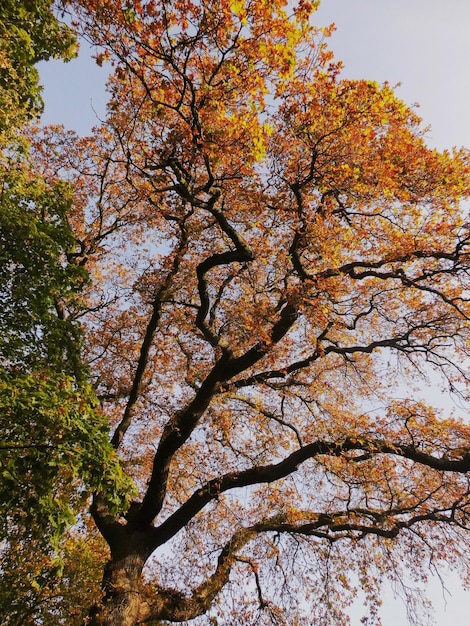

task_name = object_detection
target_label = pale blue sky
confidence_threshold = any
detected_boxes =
[37,1,470,623]
[314,0,470,151]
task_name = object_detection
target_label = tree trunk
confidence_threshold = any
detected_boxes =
[87,552,149,626]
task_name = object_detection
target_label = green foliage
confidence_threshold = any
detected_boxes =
[0,94,135,553]
[0,372,134,545]
[0,147,136,613]
[0,143,135,618]
[0,0,77,133]
[0,2,136,619]
[0,156,86,376]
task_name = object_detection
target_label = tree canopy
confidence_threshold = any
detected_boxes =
[3,1,470,624]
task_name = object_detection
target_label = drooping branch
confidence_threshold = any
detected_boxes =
[246,503,470,543]
[227,394,304,447]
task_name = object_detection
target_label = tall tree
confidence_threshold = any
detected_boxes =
[14,0,470,624]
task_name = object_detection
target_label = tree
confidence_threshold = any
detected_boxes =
[0,528,108,625]
[12,0,470,623]
[0,1,133,616]
[0,140,132,547]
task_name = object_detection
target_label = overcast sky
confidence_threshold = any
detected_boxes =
[37,1,470,623]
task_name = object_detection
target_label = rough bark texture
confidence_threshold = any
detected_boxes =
[88,554,148,626]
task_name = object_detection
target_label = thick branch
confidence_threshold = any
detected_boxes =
[151,437,470,545]
[133,301,299,527]
[195,201,254,346]
[144,526,259,622]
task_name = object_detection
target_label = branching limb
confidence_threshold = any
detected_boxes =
[142,525,259,622]
[141,494,470,622]
[110,220,189,449]
[132,299,299,527]
[195,200,254,348]
[150,436,470,546]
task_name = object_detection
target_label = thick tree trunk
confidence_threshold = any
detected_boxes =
[87,553,150,626]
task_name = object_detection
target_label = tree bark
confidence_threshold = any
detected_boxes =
[87,552,149,626]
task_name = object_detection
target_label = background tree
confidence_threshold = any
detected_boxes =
[0,1,133,620]
[0,528,108,625]
[7,0,470,624]
[0,139,132,546]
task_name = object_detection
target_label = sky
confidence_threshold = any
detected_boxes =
[314,0,470,151]
[37,1,470,623]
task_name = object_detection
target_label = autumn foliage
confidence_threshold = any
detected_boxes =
[3,0,470,624]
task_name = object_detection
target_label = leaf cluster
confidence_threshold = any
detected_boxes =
[0,372,134,545]
[0,0,77,133]
[0,159,86,374]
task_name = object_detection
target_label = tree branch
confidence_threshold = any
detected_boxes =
[132,301,299,527]
[142,494,470,622]
[195,200,254,348]
[143,525,259,622]
[111,222,189,449]
[150,436,470,546]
